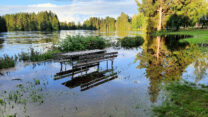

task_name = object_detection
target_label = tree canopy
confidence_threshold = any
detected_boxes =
[115,12,131,32]
[82,17,116,32]
[135,0,208,31]
[2,11,60,31]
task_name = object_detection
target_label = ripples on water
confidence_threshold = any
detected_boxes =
[0,30,207,117]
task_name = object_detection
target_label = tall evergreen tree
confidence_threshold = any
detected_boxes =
[2,11,60,31]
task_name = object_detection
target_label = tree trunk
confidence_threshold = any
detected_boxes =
[157,6,162,31]
[156,36,161,63]
[157,3,162,31]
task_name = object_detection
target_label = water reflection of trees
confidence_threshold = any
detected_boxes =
[135,35,207,103]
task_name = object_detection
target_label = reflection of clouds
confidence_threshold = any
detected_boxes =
[116,48,142,60]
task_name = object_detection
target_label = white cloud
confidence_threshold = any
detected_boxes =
[28,3,58,7]
[0,0,138,23]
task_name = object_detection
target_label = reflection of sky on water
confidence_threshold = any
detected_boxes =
[0,31,208,117]
[0,46,163,117]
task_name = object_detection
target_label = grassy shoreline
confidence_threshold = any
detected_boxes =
[154,82,208,117]
[157,29,208,44]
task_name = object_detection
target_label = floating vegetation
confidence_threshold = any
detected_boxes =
[0,79,47,116]
[0,55,16,69]
[119,36,144,49]
[18,48,61,62]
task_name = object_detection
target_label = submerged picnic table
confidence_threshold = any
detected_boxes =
[54,49,118,91]
[54,49,118,79]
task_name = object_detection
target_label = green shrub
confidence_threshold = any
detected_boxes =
[19,48,60,62]
[58,35,106,52]
[0,55,16,69]
[120,36,144,48]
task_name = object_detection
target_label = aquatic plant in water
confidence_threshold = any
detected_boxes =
[0,79,47,116]
[119,36,144,48]
[0,55,16,69]
[58,35,106,52]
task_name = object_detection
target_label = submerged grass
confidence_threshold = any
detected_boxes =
[19,48,61,62]
[154,82,208,117]
[0,55,16,69]
[157,29,208,44]
[0,79,46,116]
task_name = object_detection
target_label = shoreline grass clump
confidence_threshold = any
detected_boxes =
[154,81,208,117]
[58,35,106,52]
[120,36,144,48]
[19,48,61,62]
[0,55,16,69]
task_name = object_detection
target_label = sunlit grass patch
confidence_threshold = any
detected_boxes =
[154,82,208,117]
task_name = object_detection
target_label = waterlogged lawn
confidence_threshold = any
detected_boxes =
[154,82,208,117]
[158,29,208,44]
[0,79,47,117]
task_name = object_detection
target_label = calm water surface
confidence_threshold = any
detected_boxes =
[0,30,207,117]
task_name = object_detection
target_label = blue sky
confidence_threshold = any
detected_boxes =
[0,0,139,23]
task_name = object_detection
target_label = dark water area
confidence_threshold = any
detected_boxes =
[0,31,207,117]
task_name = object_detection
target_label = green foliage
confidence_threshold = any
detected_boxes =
[58,35,106,52]
[200,10,208,29]
[0,55,15,69]
[0,16,7,32]
[34,79,40,85]
[135,0,208,31]
[120,36,144,48]
[3,11,60,31]
[116,12,131,32]
[171,0,207,25]
[154,82,208,117]
[60,22,76,30]
[82,17,116,32]
[19,48,60,62]
[167,14,191,31]
[131,13,146,30]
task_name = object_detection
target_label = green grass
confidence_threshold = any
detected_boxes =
[58,35,107,52]
[19,48,61,62]
[157,29,208,44]
[154,82,208,117]
[0,55,16,69]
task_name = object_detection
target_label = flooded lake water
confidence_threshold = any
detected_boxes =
[0,30,208,117]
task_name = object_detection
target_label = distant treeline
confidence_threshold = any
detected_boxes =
[60,12,136,32]
[0,11,60,32]
[0,11,144,32]
[60,17,116,31]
